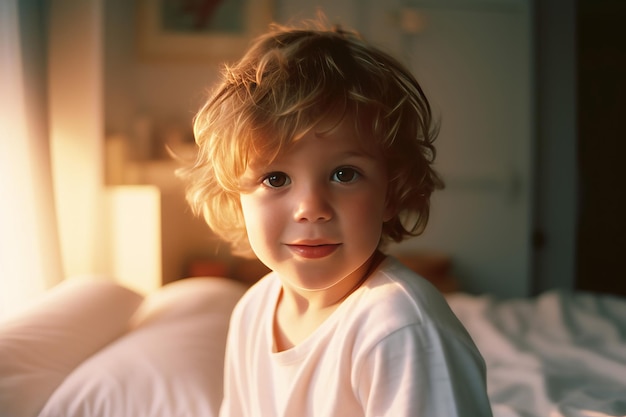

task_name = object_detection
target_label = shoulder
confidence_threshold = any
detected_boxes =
[230,272,279,324]
[349,259,490,409]
[357,256,454,324]
[344,256,474,350]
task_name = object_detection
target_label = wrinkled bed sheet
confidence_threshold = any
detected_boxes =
[446,291,626,417]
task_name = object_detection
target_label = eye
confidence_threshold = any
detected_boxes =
[262,172,291,188]
[332,167,360,183]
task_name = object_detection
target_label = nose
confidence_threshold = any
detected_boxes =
[293,184,333,223]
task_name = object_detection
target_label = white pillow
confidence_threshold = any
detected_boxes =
[0,278,144,417]
[38,277,247,417]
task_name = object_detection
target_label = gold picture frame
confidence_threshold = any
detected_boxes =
[136,0,273,62]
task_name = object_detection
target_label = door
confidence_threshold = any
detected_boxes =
[368,1,533,297]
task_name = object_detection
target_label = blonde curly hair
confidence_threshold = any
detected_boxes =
[179,19,443,257]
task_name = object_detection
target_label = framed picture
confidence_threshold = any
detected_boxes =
[137,0,273,62]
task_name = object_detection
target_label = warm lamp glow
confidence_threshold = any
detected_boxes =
[104,186,162,295]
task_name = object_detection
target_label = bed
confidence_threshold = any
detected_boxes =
[446,290,626,417]
[1,266,625,417]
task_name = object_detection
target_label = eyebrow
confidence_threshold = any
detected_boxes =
[245,145,378,173]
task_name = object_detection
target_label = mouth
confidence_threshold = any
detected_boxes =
[285,242,341,259]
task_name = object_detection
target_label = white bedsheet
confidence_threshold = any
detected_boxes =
[446,291,626,417]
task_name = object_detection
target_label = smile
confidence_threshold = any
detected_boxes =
[286,243,341,259]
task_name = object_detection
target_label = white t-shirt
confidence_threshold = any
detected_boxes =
[220,256,492,417]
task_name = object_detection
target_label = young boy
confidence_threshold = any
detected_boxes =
[181,18,492,417]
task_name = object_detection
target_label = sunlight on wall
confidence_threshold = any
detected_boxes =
[49,0,107,277]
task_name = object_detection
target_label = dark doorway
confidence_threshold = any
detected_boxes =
[577,0,626,296]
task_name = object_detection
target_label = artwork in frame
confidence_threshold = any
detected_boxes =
[137,0,273,62]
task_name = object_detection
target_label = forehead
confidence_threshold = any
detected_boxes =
[248,113,380,167]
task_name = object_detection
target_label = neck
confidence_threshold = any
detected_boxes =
[280,251,386,312]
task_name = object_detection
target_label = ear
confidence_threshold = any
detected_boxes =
[383,199,396,223]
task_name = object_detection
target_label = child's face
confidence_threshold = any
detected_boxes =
[239,117,394,290]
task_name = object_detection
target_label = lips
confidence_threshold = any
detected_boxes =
[286,242,341,259]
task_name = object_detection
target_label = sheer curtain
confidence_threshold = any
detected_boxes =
[0,0,110,319]
[0,0,64,318]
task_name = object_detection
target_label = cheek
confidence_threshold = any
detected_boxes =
[353,184,389,218]
[359,186,391,236]
[343,194,387,235]
[240,195,282,249]
[240,196,262,238]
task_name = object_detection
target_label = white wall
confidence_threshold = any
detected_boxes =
[105,1,221,140]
